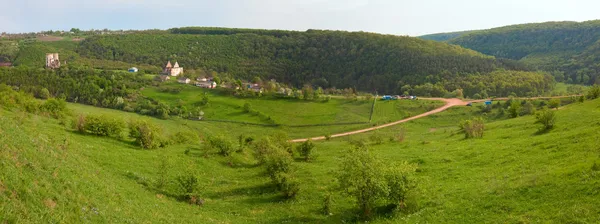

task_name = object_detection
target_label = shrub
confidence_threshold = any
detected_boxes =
[170,130,199,144]
[535,108,556,131]
[40,98,69,119]
[369,134,384,145]
[337,146,418,218]
[548,99,561,109]
[252,137,277,164]
[459,117,484,139]
[587,85,600,100]
[508,100,521,118]
[176,174,199,200]
[265,147,299,198]
[206,135,235,156]
[38,87,51,99]
[83,114,125,137]
[297,140,315,161]
[579,95,586,103]
[324,134,332,141]
[520,101,536,116]
[396,128,406,143]
[74,114,86,133]
[322,193,334,215]
[385,162,418,210]
[243,102,252,113]
[129,120,163,149]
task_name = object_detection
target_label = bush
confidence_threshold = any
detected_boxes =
[176,174,199,201]
[206,135,235,156]
[322,193,334,215]
[129,120,163,149]
[508,100,521,118]
[324,134,332,141]
[38,87,51,99]
[369,134,384,145]
[459,117,484,139]
[337,146,417,218]
[520,101,536,116]
[396,128,406,142]
[243,102,252,113]
[587,85,600,100]
[265,147,299,198]
[40,98,69,119]
[385,162,418,210]
[170,130,199,144]
[548,99,561,109]
[297,139,315,161]
[535,108,556,131]
[82,114,125,137]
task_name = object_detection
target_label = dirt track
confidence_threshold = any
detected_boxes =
[290,95,579,142]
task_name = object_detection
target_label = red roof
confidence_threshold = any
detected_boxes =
[0,62,12,67]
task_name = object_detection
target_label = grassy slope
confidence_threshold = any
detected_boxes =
[141,83,443,137]
[2,98,600,223]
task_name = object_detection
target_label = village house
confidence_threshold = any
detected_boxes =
[157,75,171,82]
[195,81,217,89]
[0,62,12,67]
[163,61,183,76]
[178,77,191,84]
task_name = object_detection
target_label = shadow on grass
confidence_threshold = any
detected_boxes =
[533,128,553,136]
[66,130,141,150]
[208,183,282,201]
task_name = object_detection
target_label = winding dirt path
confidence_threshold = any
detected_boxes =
[291,95,580,142]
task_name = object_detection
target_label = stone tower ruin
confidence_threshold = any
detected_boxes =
[46,53,60,69]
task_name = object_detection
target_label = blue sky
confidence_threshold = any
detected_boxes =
[2,0,599,36]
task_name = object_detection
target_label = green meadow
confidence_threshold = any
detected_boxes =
[2,92,599,223]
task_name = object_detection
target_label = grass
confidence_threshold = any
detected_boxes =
[2,94,600,223]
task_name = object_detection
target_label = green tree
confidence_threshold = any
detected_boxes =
[297,139,315,161]
[508,100,521,118]
[337,147,387,218]
[535,108,556,131]
[549,99,561,109]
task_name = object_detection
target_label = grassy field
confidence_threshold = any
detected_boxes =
[2,92,599,223]
[138,83,443,138]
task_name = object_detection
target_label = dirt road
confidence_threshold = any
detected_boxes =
[290,95,579,142]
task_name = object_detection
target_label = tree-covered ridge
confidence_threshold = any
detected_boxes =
[449,21,600,60]
[77,29,523,93]
[418,30,474,42]
[445,20,600,85]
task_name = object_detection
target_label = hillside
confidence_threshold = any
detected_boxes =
[442,20,600,85]
[2,85,600,222]
[418,30,474,42]
[75,28,536,93]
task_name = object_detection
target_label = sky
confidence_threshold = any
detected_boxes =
[2,0,600,36]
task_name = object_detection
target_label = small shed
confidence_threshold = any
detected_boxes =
[128,67,138,73]
[381,95,392,100]
[484,101,492,105]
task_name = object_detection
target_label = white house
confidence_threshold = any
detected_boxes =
[196,81,217,89]
[178,78,191,84]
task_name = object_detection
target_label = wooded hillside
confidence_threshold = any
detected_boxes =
[76,28,531,93]
[443,20,600,85]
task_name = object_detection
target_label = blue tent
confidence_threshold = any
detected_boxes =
[484,101,492,105]
[381,95,392,100]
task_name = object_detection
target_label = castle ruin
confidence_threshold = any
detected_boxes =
[46,53,60,69]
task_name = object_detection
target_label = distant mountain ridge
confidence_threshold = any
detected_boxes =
[421,20,600,85]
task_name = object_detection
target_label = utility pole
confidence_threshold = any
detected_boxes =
[369,91,377,123]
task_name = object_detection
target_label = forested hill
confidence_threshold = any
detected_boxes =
[443,20,600,85]
[418,30,474,42]
[77,28,531,93]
